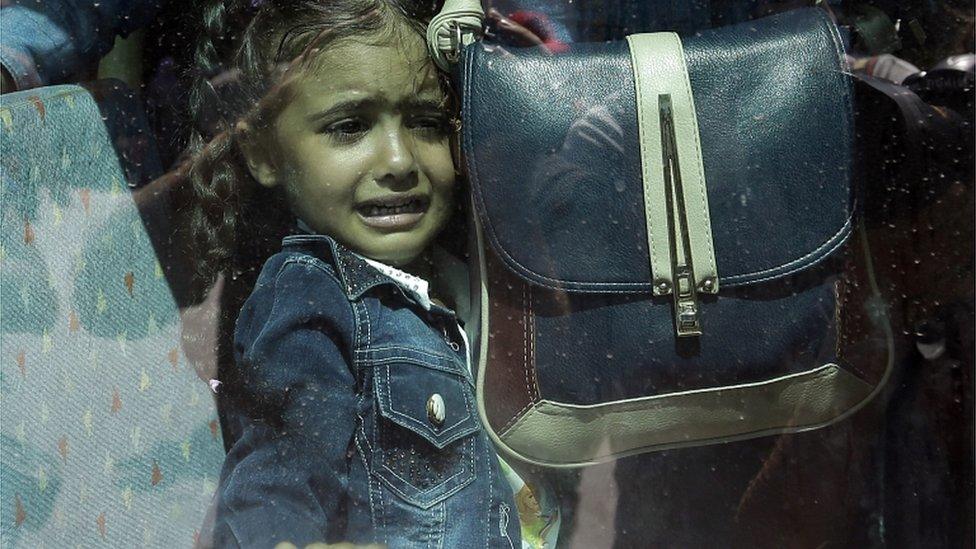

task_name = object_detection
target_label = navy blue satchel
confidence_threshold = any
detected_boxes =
[429,5,894,466]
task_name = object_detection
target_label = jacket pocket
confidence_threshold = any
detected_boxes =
[363,345,480,509]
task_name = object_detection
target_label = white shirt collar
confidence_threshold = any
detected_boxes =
[359,256,434,311]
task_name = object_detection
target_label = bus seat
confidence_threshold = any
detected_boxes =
[0,81,224,547]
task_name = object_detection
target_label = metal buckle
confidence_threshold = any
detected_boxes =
[445,21,463,63]
[660,94,703,338]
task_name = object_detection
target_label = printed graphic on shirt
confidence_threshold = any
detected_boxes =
[499,459,560,549]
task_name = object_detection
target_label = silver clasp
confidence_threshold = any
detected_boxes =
[659,94,703,338]
[673,267,701,337]
[445,21,464,63]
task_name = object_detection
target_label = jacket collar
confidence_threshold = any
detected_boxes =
[280,234,399,301]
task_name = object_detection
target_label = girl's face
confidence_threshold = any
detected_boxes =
[245,32,455,267]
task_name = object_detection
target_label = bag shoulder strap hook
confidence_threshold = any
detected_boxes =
[428,0,485,71]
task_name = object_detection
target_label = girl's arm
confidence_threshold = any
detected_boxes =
[214,258,358,548]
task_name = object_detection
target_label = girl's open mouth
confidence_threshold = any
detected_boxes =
[356,195,429,230]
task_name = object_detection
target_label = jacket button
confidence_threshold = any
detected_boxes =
[427,394,446,427]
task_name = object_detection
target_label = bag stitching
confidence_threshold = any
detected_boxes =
[528,285,540,401]
[630,36,663,284]
[835,277,843,360]
[723,219,851,284]
[671,32,718,274]
[500,284,540,433]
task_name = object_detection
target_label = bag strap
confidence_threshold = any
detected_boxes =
[627,33,719,337]
[427,0,484,71]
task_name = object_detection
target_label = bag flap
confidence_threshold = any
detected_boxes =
[462,8,854,292]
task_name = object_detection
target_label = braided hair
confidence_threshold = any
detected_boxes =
[183,0,442,286]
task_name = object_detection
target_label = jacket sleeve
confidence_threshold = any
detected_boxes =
[213,258,359,548]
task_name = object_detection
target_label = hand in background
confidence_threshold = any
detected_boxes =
[485,7,568,53]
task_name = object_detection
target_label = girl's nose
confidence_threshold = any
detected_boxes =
[375,123,417,188]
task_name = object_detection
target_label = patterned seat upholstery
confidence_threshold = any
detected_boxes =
[1,82,224,547]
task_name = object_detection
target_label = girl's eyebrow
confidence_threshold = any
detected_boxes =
[307,95,446,123]
[307,98,381,123]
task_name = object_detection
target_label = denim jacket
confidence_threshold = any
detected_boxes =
[211,234,521,548]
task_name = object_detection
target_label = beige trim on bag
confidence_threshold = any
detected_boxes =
[498,363,873,466]
[475,212,893,468]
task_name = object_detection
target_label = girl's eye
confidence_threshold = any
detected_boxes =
[408,115,450,139]
[323,119,369,142]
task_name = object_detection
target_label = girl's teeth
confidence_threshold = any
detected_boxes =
[365,201,417,217]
